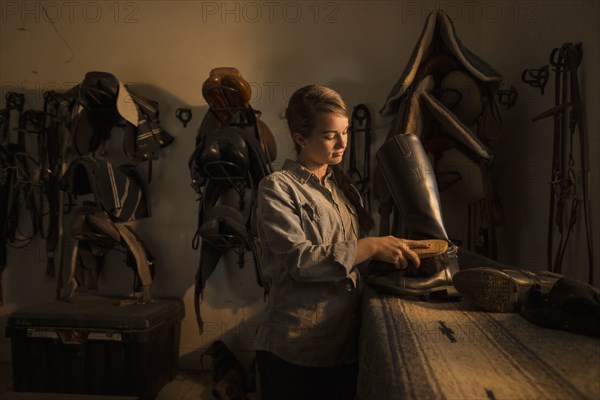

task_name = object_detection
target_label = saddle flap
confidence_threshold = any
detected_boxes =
[401,75,436,138]
[198,204,250,248]
[194,127,251,181]
[438,13,502,84]
[381,10,439,116]
[421,91,491,160]
[439,70,485,127]
[427,138,485,205]
[73,72,122,155]
[61,156,150,222]
[70,205,120,248]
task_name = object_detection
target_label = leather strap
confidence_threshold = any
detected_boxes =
[533,43,593,282]
[348,104,372,213]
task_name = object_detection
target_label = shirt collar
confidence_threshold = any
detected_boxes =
[282,159,335,185]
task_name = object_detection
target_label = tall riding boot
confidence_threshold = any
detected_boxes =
[368,133,459,297]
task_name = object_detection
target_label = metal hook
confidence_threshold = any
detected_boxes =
[176,107,193,128]
[496,85,518,110]
[521,65,549,95]
[6,92,25,110]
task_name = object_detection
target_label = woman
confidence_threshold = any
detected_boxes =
[254,84,429,399]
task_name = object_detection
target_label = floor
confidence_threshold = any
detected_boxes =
[0,362,257,400]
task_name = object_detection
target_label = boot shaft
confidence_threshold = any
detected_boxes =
[376,133,448,241]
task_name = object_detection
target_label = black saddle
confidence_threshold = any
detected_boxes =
[189,68,276,334]
[65,205,154,303]
[70,71,174,162]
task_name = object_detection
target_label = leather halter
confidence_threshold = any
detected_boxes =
[532,43,593,283]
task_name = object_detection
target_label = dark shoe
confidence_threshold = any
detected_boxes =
[203,340,248,400]
[452,268,561,312]
[521,277,600,337]
[368,246,460,297]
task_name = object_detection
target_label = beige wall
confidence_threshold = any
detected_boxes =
[0,0,597,370]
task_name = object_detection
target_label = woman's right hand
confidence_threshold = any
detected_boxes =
[362,236,431,270]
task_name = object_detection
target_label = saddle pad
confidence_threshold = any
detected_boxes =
[421,91,492,160]
[381,10,501,116]
[357,288,600,400]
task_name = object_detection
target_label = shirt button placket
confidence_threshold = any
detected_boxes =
[345,281,353,292]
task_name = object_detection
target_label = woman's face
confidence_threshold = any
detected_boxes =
[296,112,349,167]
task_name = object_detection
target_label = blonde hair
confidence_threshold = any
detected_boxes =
[285,84,350,153]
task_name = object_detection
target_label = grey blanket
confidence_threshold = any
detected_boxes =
[357,288,600,400]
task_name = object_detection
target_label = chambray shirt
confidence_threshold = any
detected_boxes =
[254,159,362,367]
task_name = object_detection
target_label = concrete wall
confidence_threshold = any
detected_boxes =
[0,0,597,370]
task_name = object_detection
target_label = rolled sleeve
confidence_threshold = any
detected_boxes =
[257,175,357,283]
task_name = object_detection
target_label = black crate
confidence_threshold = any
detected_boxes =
[5,295,184,400]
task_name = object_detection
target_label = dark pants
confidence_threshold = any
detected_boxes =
[256,351,357,400]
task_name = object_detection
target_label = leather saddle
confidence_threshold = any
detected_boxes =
[69,71,174,162]
[65,205,153,303]
[190,125,271,190]
[194,204,265,331]
[189,68,275,333]
[199,67,277,163]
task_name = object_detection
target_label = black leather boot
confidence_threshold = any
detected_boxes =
[452,267,561,312]
[368,133,459,297]
[368,246,460,297]
[377,133,448,240]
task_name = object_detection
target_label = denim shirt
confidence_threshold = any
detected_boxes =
[254,159,362,367]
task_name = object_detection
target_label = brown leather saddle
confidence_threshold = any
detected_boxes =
[189,67,275,333]
[201,67,277,163]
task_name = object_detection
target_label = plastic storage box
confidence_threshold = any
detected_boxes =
[5,295,184,400]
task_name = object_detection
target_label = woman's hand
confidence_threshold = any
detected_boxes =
[355,236,431,269]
